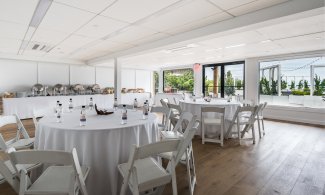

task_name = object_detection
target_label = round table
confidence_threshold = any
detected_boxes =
[35,109,159,195]
[179,99,240,136]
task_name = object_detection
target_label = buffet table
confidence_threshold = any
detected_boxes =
[35,109,159,195]
[3,93,150,119]
[179,99,240,136]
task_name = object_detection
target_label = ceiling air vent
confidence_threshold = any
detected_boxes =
[27,41,53,52]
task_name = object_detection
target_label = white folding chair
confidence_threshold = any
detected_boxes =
[160,112,194,139]
[0,158,40,193]
[258,102,267,136]
[173,97,180,105]
[242,103,265,139]
[241,99,254,106]
[160,99,169,108]
[8,148,90,195]
[160,121,200,195]
[201,106,225,146]
[150,106,171,131]
[32,108,52,131]
[0,115,34,151]
[118,139,181,195]
[226,106,258,144]
[167,103,182,128]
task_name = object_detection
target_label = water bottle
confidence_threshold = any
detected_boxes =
[133,98,138,110]
[80,106,86,126]
[54,100,60,115]
[68,98,73,112]
[121,105,127,124]
[89,97,94,110]
[113,98,118,111]
[56,103,62,123]
[143,102,149,119]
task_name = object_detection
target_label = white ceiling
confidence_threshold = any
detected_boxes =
[0,0,324,69]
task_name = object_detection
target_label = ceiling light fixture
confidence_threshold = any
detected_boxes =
[260,40,272,44]
[162,43,199,54]
[205,48,222,53]
[225,43,246,49]
[315,37,321,40]
[18,0,53,55]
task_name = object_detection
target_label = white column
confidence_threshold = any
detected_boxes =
[193,63,202,96]
[114,58,121,103]
[158,69,164,93]
[310,65,314,96]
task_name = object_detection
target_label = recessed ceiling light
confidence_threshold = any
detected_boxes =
[225,43,246,49]
[205,48,222,53]
[260,40,272,44]
[186,44,199,48]
[182,52,194,56]
[29,0,53,27]
[315,37,321,40]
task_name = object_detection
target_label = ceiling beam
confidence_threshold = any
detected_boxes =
[87,0,325,65]
[0,53,86,65]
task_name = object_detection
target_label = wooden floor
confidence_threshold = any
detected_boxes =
[1,119,324,195]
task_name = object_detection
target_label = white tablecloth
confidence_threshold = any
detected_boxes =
[35,110,159,195]
[179,99,240,136]
[3,93,150,119]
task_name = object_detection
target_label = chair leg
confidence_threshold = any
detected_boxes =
[252,124,256,144]
[189,145,197,185]
[171,168,178,195]
[186,148,196,195]
[237,121,241,143]
[262,118,265,135]
[257,118,262,139]
[201,123,205,144]
[220,123,224,147]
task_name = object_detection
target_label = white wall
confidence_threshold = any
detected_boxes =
[0,59,37,92]
[38,62,70,85]
[121,69,153,93]
[0,58,153,94]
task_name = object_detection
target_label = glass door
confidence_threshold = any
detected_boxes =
[203,61,245,98]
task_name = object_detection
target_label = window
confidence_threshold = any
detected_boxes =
[163,68,194,93]
[154,71,159,94]
[259,56,325,108]
[203,61,245,98]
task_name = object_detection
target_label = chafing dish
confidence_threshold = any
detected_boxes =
[53,84,66,95]
[32,84,44,96]
[88,84,101,94]
[72,84,85,94]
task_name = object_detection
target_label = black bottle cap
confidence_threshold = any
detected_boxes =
[82,105,86,108]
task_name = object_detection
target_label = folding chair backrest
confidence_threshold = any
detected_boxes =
[237,105,258,123]
[173,97,179,105]
[241,99,254,106]
[0,160,19,192]
[8,149,74,168]
[0,115,30,150]
[151,106,171,130]
[0,115,16,127]
[175,121,199,164]
[72,148,88,195]
[160,99,169,108]
[137,139,181,160]
[33,108,52,129]
[167,103,182,114]
[172,112,195,133]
